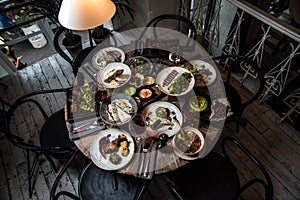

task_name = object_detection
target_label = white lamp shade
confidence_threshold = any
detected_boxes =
[58,0,116,30]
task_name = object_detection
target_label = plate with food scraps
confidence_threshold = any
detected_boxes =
[92,47,126,69]
[98,62,131,89]
[141,101,183,138]
[186,60,216,87]
[156,67,195,96]
[124,56,153,75]
[90,128,135,170]
[172,127,206,160]
[99,93,138,126]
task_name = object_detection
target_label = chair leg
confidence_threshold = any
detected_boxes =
[44,153,58,172]
[166,182,184,200]
[26,150,32,198]
[27,151,52,198]
[236,122,240,133]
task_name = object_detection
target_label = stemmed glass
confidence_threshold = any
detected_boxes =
[129,114,147,137]
[95,88,108,103]
[95,88,108,126]
[168,52,181,64]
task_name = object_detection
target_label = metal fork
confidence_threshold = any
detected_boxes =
[142,140,154,177]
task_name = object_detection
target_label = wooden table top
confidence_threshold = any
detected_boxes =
[65,28,229,178]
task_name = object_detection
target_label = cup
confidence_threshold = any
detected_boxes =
[129,114,147,136]
[95,89,108,102]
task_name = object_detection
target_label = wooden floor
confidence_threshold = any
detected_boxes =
[0,53,300,200]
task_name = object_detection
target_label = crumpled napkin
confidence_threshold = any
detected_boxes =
[209,98,233,121]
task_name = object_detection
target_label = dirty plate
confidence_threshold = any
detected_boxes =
[156,67,195,96]
[90,128,135,170]
[92,47,125,69]
[186,60,216,87]
[97,62,131,89]
[141,101,183,138]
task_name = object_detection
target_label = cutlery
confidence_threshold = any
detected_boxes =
[173,116,185,135]
[138,141,150,176]
[134,140,144,177]
[73,120,98,131]
[142,140,155,177]
[72,125,98,134]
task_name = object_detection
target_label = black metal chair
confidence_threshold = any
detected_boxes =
[135,14,197,56]
[0,96,10,140]
[53,27,95,75]
[2,88,77,198]
[167,136,273,200]
[50,156,150,200]
[212,54,265,130]
[144,14,197,40]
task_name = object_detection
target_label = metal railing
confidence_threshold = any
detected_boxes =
[227,0,300,43]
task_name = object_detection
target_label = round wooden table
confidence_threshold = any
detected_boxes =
[65,28,229,178]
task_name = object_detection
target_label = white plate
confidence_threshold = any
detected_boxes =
[125,56,154,75]
[156,67,195,96]
[172,127,205,160]
[188,60,217,87]
[141,101,183,138]
[99,93,138,126]
[98,62,131,89]
[92,47,126,69]
[90,128,135,170]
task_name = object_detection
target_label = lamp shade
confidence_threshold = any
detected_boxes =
[58,0,116,30]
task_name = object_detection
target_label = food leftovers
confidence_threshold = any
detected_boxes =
[106,99,134,123]
[189,96,209,112]
[175,130,202,155]
[167,72,193,94]
[99,133,130,165]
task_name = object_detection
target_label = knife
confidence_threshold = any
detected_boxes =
[72,125,98,134]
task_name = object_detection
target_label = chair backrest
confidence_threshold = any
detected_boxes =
[53,27,95,75]
[53,27,74,66]
[221,136,273,200]
[4,88,74,151]
[135,14,197,56]
[0,97,10,138]
[145,14,197,40]
[213,54,265,114]
[289,0,300,25]
[50,160,149,200]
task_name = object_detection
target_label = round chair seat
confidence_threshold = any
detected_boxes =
[79,163,146,200]
[40,109,76,158]
[174,152,240,200]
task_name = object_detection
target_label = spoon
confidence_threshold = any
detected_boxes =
[158,133,169,149]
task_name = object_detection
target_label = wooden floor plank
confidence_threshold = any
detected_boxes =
[39,58,66,110]
[48,57,70,87]
[0,147,10,200]
[238,126,299,199]
[53,54,74,85]
[0,139,25,200]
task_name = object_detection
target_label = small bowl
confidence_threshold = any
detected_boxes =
[124,86,137,96]
[138,88,153,100]
[173,127,204,156]
[143,76,155,86]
